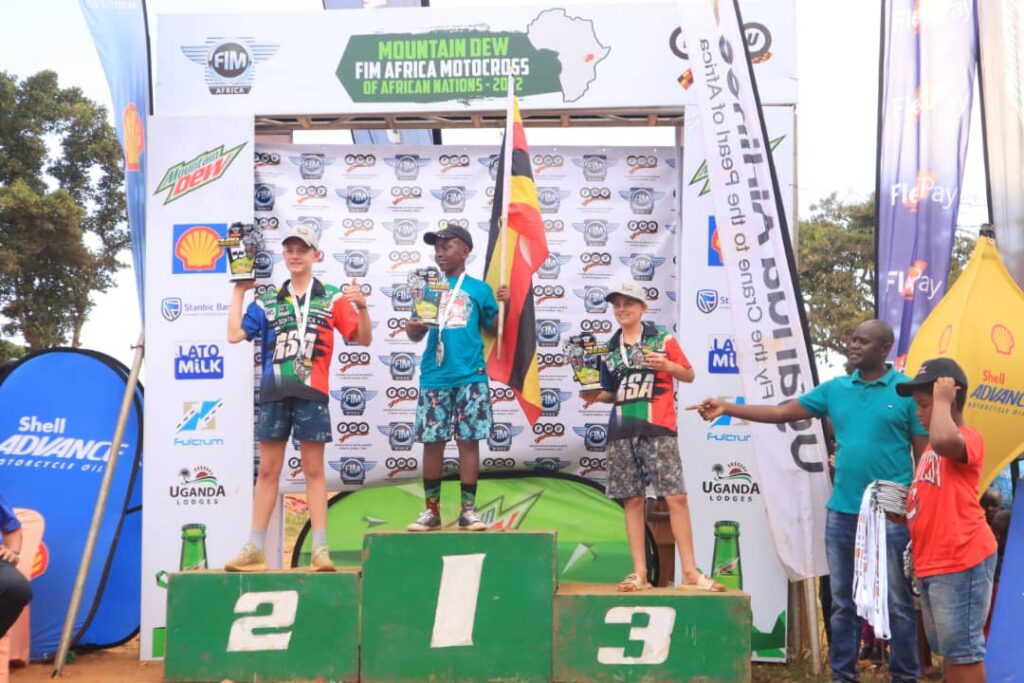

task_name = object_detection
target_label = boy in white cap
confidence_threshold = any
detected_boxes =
[581,282,724,592]
[225,224,372,571]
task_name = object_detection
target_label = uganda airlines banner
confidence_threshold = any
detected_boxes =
[876,0,977,365]
[154,2,796,116]
[979,0,1024,290]
[675,0,831,582]
[250,143,678,493]
[142,116,255,660]
[678,106,795,661]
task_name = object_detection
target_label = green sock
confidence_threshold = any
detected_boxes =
[461,482,477,510]
[424,479,441,515]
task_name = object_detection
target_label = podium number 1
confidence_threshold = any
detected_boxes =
[430,553,486,648]
[597,606,676,665]
[226,590,299,653]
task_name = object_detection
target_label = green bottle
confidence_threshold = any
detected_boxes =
[711,520,742,590]
[179,523,208,571]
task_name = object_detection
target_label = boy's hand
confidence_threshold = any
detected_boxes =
[642,351,671,372]
[0,546,19,564]
[578,389,604,408]
[687,398,726,422]
[343,277,367,310]
[933,376,958,405]
[496,285,511,303]
[406,317,428,335]
[233,280,257,293]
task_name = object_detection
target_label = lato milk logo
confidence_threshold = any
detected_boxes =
[0,416,129,468]
[154,143,245,204]
[992,324,1015,355]
[174,343,224,380]
[172,224,227,274]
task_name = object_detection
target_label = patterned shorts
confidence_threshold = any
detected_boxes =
[414,381,492,444]
[256,397,332,443]
[605,435,686,499]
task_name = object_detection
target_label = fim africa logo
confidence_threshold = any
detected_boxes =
[154,143,246,205]
[170,466,226,506]
[703,462,760,503]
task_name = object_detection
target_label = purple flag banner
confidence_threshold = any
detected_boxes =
[876,0,977,367]
[79,0,152,322]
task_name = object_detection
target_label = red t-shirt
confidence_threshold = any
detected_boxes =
[906,425,997,577]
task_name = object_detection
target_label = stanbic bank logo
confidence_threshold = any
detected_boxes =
[0,416,129,467]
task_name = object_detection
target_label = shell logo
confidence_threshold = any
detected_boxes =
[937,324,953,354]
[31,541,49,580]
[175,226,224,271]
[122,102,144,172]
[992,324,1014,356]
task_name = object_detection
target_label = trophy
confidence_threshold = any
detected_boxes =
[218,221,267,281]
[408,267,450,325]
[564,332,609,390]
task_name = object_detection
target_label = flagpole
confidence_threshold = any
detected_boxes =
[497,70,515,359]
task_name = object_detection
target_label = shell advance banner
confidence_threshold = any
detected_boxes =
[979,0,1024,290]
[674,0,830,581]
[876,0,977,366]
[79,0,150,320]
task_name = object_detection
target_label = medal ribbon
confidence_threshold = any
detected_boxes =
[289,282,314,368]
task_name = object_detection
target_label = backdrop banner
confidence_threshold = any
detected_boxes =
[875,0,977,365]
[675,0,831,582]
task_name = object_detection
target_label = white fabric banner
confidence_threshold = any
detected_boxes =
[675,0,830,580]
[250,143,678,492]
[979,0,1024,289]
[141,116,256,659]
[153,2,796,116]
[678,106,793,660]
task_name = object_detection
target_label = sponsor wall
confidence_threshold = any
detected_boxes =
[142,117,256,660]
[153,2,796,116]
[251,143,679,492]
[677,106,795,661]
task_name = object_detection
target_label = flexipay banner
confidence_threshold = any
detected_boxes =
[79,0,151,320]
[876,0,978,366]
[905,235,1024,493]
[979,0,1024,290]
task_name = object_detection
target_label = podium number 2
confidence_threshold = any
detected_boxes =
[226,590,299,652]
[430,553,486,648]
[597,606,676,665]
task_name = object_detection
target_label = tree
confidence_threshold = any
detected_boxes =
[0,70,127,350]
[797,192,974,364]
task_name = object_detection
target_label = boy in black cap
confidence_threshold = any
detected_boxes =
[405,223,509,531]
[896,358,997,682]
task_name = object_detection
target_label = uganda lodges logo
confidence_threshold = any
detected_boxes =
[154,143,246,205]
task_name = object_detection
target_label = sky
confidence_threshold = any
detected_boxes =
[0,0,989,368]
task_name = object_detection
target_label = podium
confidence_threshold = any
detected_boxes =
[164,531,752,682]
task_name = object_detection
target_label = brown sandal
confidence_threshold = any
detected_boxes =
[617,572,653,592]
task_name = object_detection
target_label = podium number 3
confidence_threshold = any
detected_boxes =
[431,553,486,648]
[597,606,676,665]
[226,590,299,652]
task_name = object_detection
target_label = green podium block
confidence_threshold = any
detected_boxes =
[361,531,557,683]
[553,583,752,683]
[164,569,360,683]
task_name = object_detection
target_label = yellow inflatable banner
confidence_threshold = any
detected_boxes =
[905,233,1024,492]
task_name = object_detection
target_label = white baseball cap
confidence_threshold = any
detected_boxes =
[604,281,647,303]
[281,223,320,250]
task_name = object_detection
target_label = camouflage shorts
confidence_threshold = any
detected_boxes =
[605,435,686,499]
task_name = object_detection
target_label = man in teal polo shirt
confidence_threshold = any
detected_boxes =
[691,319,927,683]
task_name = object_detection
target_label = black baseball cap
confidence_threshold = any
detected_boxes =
[423,224,473,250]
[895,357,969,397]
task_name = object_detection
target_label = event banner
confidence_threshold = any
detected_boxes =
[979,0,1024,290]
[141,116,256,660]
[675,0,830,581]
[251,143,678,493]
[154,2,796,116]
[678,106,794,661]
[79,0,151,318]
[876,0,977,365]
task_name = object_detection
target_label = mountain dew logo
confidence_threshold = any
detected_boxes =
[689,136,784,196]
[713,556,740,575]
[466,491,543,530]
[154,142,246,205]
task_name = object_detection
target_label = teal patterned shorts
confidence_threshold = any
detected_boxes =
[414,381,492,443]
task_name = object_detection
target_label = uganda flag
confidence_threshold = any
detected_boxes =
[483,97,549,425]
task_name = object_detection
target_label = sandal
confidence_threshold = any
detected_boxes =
[680,573,727,592]
[617,572,652,592]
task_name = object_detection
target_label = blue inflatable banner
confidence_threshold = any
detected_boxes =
[0,349,143,659]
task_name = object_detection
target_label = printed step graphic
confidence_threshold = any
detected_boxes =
[360,530,557,683]
[554,582,752,682]
[164,569,360,683]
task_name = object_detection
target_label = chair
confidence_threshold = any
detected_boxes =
[0,509,45,682]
